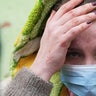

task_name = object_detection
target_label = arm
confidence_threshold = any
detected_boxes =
[4,68,52,96]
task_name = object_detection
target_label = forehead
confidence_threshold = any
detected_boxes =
[70,22,96,48]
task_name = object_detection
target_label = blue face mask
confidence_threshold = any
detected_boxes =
[60,64,96,96]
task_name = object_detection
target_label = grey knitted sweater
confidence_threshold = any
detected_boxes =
[3,68,53,96]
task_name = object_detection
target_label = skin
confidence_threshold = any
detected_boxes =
[30,0,96,81]
[65,21,96,65]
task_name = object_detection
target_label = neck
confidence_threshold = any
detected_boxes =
[69,90,74,96]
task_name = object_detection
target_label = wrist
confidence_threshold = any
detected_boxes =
[30,64,53,82]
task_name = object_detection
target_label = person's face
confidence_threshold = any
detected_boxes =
[65,21,96,65]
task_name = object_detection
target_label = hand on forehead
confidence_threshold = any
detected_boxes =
[71,21,96,44]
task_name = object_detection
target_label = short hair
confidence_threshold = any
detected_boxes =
[54,0,96,11]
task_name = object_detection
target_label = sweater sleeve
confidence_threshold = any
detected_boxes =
[3,68,53,96]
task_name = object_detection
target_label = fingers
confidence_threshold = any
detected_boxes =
[45,1,96,48]
[47,10,56,22]
[52,0,83,20]
[57,1,96,25]
[60,12,96,34]
[61,22,92,44]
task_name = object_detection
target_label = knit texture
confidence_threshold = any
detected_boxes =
[3,68,53,96]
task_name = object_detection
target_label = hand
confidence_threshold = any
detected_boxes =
[30,0,96,81]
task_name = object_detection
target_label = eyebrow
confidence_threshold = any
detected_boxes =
[68,48,83,53]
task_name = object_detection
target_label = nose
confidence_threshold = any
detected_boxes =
[84,56,96,65]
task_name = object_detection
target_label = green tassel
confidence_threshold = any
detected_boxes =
[14,0,44,52]
[11,0,59,76]
[50,72,63,96]
[14,0,58,53]
[30,0,58,39]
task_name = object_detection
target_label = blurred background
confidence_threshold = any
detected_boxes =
[0,0,35,81]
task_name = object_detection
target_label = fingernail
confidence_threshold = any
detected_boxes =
[92,1,96,6]
[87,20,92,24]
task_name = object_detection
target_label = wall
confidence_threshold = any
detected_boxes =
[0,0,35,80]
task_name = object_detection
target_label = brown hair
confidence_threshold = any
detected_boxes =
[54,0,96,11]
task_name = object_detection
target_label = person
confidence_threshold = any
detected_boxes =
[3,0,96,96]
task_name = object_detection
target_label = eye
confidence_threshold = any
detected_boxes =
[65,49,84,64]
[66,51,81,59]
